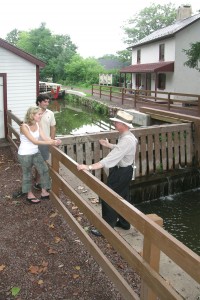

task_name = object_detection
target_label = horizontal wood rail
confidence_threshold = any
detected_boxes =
[92,84,200,115]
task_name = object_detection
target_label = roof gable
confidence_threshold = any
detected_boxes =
[129,13,200,49]
[0,38,45,67]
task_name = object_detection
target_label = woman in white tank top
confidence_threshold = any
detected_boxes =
[18,106,61,204]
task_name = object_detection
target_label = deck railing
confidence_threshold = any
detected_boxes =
[92,84,200,114]
[52,122,194,180]
[6,110,200,300]
[6,110,196,178]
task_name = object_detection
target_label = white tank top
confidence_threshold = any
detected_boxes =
[18,123,40,155]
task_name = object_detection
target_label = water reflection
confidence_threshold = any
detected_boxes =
[136,188,200,255]
[49,100,113,135]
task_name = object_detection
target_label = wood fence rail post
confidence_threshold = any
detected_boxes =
[50,147,60,195]
[7,110,12,139]
[140,214,163,300]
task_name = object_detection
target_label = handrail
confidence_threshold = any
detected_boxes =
[92,84,200,115]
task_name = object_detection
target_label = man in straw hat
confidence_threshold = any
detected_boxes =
[77,110,138,237]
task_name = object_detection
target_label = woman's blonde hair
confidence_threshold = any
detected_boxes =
[24,106,41,125]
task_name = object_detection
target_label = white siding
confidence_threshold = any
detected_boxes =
[132,38,175,64]
[174,20,200,94]
[0,48,37,121]
[131,39,175,92]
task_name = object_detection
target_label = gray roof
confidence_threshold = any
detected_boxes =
[129,13,200,49]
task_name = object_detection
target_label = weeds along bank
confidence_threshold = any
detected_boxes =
[64,93,119,116]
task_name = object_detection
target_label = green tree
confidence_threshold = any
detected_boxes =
[183,42,200,71]
[116,49,131,65]
[6,23,77,82]
[122,3,177,45]
[65,54,106,85]
[5,29,20,45]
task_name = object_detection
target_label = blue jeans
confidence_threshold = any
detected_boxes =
[18,152,51,193]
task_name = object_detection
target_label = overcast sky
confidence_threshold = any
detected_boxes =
[1,0,199,58]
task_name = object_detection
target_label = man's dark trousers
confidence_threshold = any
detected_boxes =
[101,165,133,228]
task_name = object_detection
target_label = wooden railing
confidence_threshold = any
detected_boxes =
[50,146,195,300]
[6,110,196,179]
[6,110,200,300]
[92,84,200,115]
[55,122,194,180]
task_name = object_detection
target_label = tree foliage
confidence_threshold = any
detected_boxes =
[122,3,177,45]
[116,49,131,65]
[6,23,77,82]
[5,29,21,45]
[64,54,105,85]
[183,42,200,71]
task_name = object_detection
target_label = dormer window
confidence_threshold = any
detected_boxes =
[137,49,141,64]
[159,44,165,61]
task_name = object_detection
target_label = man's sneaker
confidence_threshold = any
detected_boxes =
[12,189,26,198]
[33,183,42,190]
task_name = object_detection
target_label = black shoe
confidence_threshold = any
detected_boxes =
[33,183,42,190]
[12,189,26,198]
[90,229,102,237]
[115,221,130,230]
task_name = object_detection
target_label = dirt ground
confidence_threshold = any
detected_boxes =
[0,145,140,300]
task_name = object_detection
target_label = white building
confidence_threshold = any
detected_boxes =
[120,5,200,95]
[0,38,45,139]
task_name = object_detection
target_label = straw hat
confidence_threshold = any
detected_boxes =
[110,110,133,128]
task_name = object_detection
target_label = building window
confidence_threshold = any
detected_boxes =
[159,44,165,61]
[137,49,141,63]
[158,73,166,89]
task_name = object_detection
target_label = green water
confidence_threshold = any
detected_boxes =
[136,189,200,255]
[49,100,111,135]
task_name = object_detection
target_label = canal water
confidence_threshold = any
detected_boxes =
[135,188,200,256]
[49,100,112,135]
[50,100,200,256]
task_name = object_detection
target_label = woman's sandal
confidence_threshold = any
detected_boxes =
[26,198,41,204]
[40,195,50,200]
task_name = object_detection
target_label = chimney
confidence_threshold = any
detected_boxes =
[177,5,192,20]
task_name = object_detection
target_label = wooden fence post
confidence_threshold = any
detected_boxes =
[7,110,12,139]
[122,88,124,105]
[50,147,60,196]
[140,214,163,300]
[168,93,171,111]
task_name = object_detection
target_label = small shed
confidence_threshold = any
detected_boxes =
[0,38,45,139]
